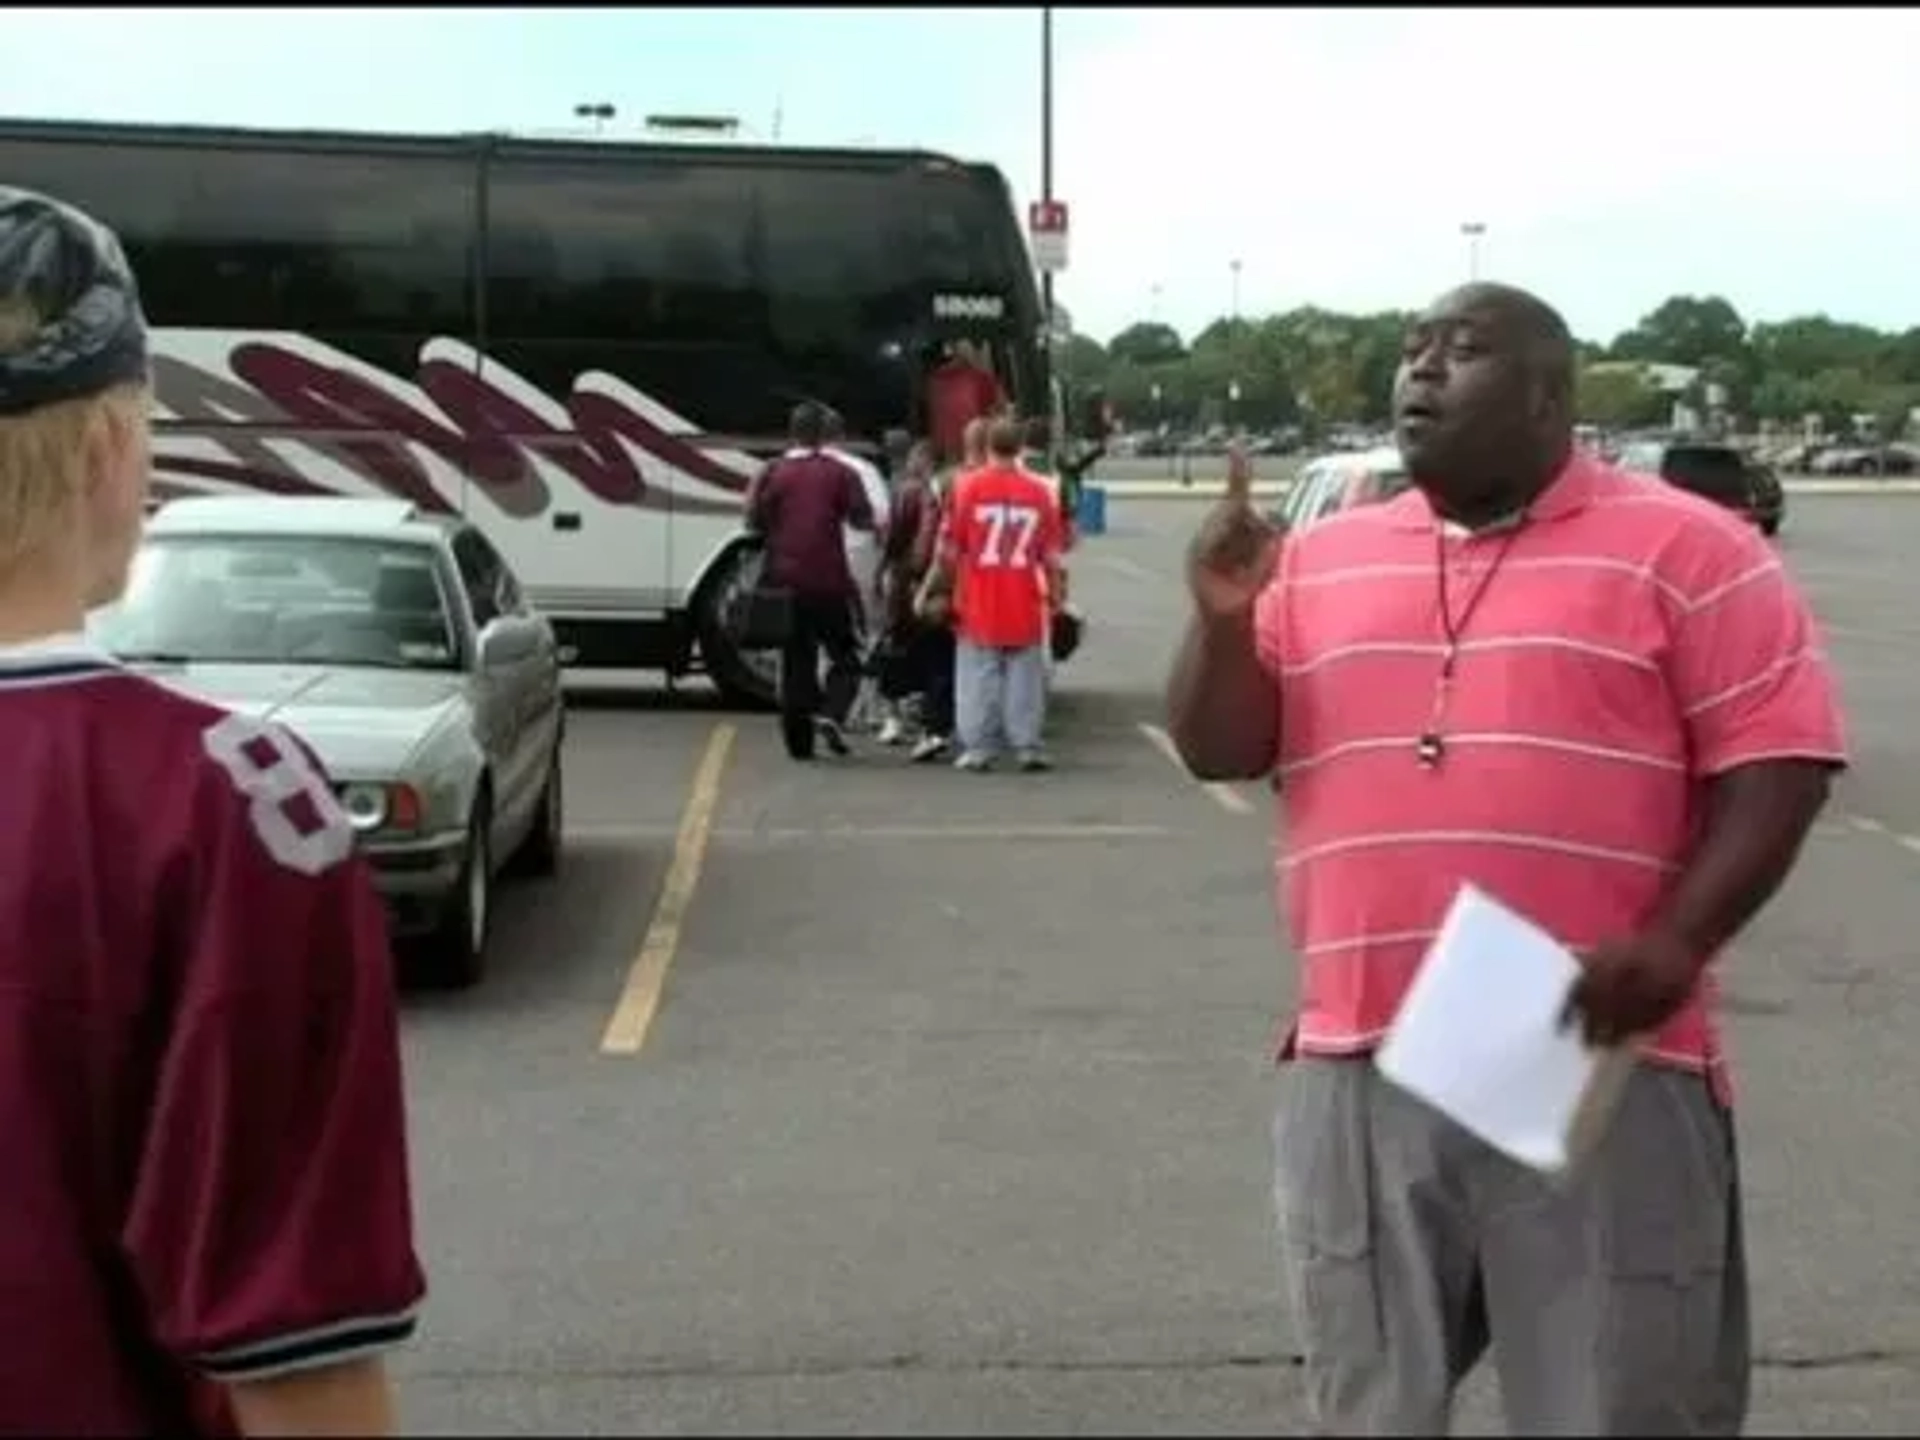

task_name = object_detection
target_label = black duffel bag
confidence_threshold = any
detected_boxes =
[1050,604,1085,663]
[726,575,794,652]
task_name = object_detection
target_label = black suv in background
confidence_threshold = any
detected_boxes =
[1616,438,1783,537]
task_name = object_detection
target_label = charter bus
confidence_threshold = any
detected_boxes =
[0,117,1069,706]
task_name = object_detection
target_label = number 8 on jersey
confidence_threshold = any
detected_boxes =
[201,713,357,877]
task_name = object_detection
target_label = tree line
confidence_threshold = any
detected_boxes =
[1060,295,1920,439]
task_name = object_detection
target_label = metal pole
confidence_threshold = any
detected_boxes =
[1040,6,1055,365]
[1460,221,1486,282]
[1229,259,1243,433]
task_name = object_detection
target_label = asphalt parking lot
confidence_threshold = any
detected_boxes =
[394,495,1920,1436]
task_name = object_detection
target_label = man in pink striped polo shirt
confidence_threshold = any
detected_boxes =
[1167,283,1845,1435]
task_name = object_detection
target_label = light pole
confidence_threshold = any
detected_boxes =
[573,102,615,135]
[1460,221,1487,281]
[1228,259,1244,434]
[644,113,741,138]
[1149,282,1163,327]
[1040,6,1056,375]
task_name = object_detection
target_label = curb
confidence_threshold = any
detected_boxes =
[1093,478,1920,500]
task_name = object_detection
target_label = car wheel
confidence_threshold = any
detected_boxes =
[420,804,491,990]
[513,747,563,879]
[695,543,779,711]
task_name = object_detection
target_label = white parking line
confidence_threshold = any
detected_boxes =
[1136,722,1257,815]
[1839,811,1920,860]
[568,822,1175,844]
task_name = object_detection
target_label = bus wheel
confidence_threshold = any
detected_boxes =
[695,544,780,711]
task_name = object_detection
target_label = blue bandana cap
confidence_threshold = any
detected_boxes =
[0,186,149,417]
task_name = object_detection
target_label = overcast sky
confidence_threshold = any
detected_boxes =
[14,6,1914,346]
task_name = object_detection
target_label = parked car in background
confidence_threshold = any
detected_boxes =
[1615,438,1779,535]
[1271,445,1413,531]
[90,496,567,989]
[1807,444,1918,477]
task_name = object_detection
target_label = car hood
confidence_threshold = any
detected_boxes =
[148,663,466,773]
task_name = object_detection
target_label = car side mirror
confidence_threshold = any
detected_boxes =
[476,619,525,667]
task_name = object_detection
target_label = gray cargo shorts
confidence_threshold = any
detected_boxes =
[1272,1056,1750,1435]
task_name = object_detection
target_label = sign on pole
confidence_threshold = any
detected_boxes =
[1028,199,1070,274]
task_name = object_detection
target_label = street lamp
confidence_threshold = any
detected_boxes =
[1228,260,1245,436]
[1460,221,1487,281]
[1040,6,1057,358]
[644,113,741,137]
[573,102,615,134]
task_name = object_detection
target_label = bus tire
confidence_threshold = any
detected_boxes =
[695,544,779,711]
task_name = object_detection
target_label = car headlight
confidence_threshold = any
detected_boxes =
[336,782,422,834]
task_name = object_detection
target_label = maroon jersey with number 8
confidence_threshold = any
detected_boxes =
[0,638,425,1435]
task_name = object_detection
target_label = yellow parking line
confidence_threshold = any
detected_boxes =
[1136,722,1256,815]
[599,722,737,1056]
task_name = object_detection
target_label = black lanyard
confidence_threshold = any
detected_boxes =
[1417,515,1529,768]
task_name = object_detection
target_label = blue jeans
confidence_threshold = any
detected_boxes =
[954,640,1047,757]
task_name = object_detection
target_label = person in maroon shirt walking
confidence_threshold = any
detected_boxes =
[747,401,876,760]
[0,187,425,1436]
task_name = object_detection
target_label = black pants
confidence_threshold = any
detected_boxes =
[914,623,956,737]
[779,592,862,759]
[875,621,921,704]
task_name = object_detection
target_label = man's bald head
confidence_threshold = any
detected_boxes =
[1391,282,1580,520]
[1439,282,1577,404]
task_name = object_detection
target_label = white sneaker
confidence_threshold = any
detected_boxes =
[877,715,907,746]
[910,733,949,763]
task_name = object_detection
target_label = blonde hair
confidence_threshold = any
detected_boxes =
[986,416,1022,459]
[0,293,147,573]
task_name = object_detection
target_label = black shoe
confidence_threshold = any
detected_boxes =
[817,717,850,756]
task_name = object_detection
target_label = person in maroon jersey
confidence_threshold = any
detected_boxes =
[925,339,1007,464]
[0,187,425,1435]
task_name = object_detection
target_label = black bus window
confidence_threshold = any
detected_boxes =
[754,166,918,341]
[483,156,758,344]
[916,168,1024,292]
[0,136,474,335]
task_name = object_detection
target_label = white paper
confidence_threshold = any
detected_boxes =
[1375,885,1632,1176]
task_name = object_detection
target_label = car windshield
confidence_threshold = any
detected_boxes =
[89,535,459,671]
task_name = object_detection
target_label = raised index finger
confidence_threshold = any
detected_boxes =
[1224,443,1253,506]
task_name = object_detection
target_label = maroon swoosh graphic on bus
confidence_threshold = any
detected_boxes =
[150,339,750,518]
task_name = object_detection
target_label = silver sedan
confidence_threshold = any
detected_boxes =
[90,496,566,989]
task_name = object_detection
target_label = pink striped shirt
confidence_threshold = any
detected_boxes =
[1254,454,1847,1101]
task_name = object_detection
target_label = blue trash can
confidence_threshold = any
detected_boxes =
[1075,483,1108,537]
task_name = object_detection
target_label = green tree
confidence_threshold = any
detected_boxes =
[1106,321,1185,368]
[1609,295,1749,369]
[1186,318,1299,429]
[1085,291,1914,440]
[1577,365,1668,429]
[1749,316,1885,383]
[1057,332,1109,387]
